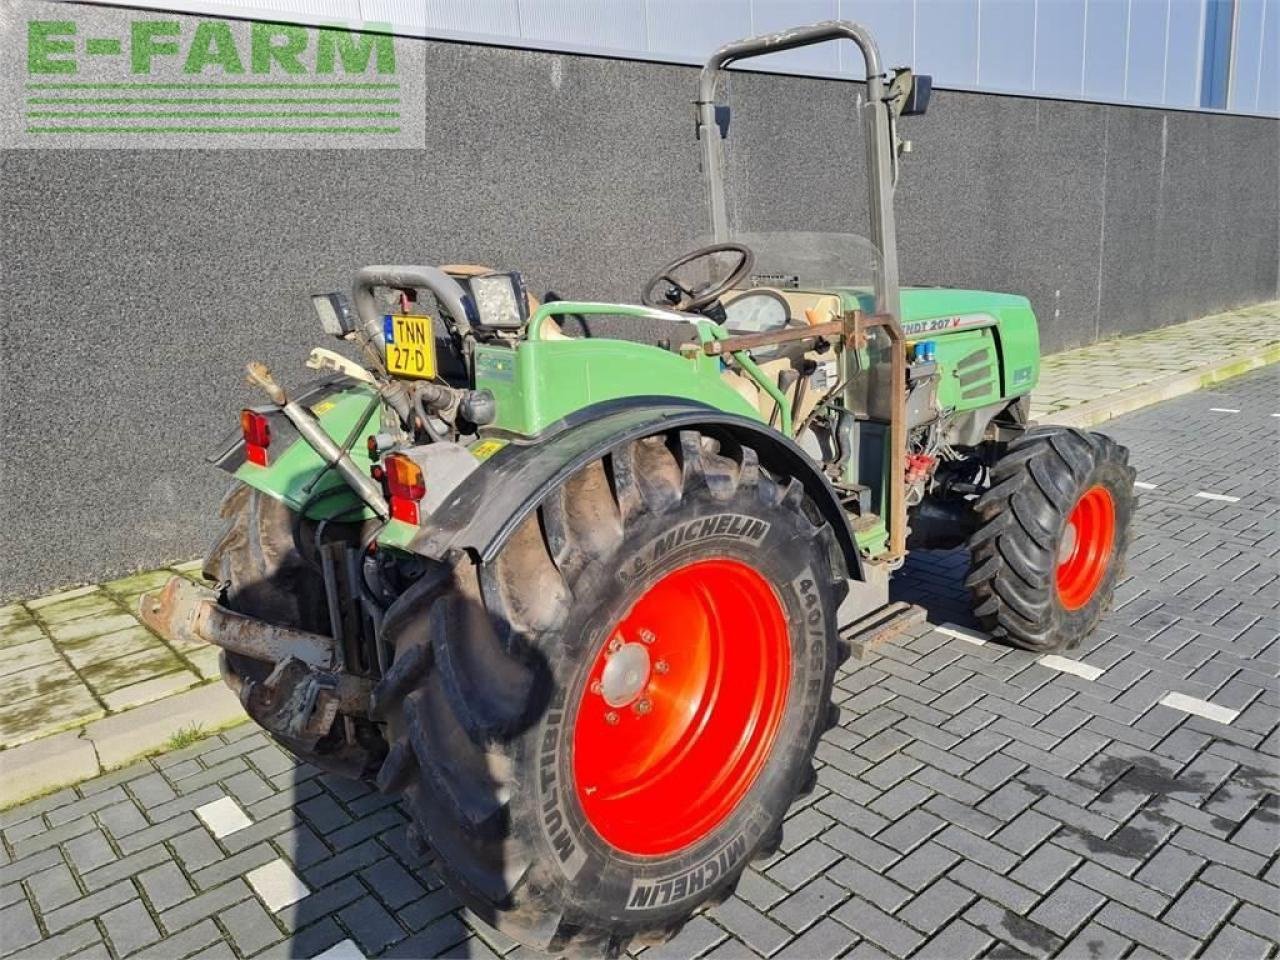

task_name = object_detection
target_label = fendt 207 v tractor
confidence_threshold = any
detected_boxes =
[143,21,1135,956]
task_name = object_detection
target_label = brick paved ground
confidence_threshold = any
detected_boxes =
[2,367,1277,960]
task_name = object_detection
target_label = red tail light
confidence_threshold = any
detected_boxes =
[384,454,426,524]
[240,410,271,467]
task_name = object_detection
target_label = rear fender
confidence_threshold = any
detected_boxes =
[208,376,383,521]
[399,401,864,581]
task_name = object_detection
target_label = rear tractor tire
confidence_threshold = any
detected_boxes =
[372,430,848,955]
[966,426,1136,652]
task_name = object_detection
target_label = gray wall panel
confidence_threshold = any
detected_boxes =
[1,19,1277,600]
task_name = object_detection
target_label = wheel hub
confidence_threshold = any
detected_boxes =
[1057,522,1078,564]
[600,641,651,707]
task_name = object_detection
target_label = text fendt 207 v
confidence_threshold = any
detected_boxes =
[142,20,1135,956]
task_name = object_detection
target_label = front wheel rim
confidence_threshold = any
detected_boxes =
[571,557,790,856]
[1055,484,1116,610]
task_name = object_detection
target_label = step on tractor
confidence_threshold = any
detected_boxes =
[142,20,1135,956]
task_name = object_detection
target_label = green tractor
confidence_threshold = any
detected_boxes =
[142,20,1134,956]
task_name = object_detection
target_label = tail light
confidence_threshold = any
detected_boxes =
[240,410,271,467]
[384,453,426,524]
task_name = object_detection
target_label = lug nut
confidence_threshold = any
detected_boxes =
[639,629,656,644]
[590,680,603,696]
[633,698,652,715]
[604,711,620,726]
[654,659,670,674]
[607,636,623,654]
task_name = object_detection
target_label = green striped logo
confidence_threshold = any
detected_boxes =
[16,14,420,145]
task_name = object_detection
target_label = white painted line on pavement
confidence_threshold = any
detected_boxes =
[1039,655,1104,681]
[1134,481,1158,490]
[936,623,988,646]
[195,795,252,837]
[247,858,310,912]
[1195,491,1241,503]
[1209,408,1241,413]
[1158,692,1239,725]
[313,941,366,960]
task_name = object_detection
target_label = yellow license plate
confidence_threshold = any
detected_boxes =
[383,314,437,379]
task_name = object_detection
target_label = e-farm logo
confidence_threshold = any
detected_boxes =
[14,14,422,146]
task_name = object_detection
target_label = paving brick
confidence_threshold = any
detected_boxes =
[114,812,201,856]
[1008,842,1080,894]
[27,864,82,914]
[1093,902,1199,959]
[772,918,857,960]
[395,886,460,934]
[896,878,975,936]
[876,810,944,855]
[0,900,41,955]
[192,843,278,892]
[297,795,352,836]
[127,774,175,809]
[963,899,1063,957]
[101,899,161,957]
[885,842,959,892]
[159,879,252,934]
[734,869,787,913]
[710,896,789,955]
[827,859,911,914]
[80,846,169,893]
[768,875,848,934]
[358,857,424,911]
[96,801,148,840]
[131,920,222,960]
[42,881,136,935]
[948,862,1038,914]
[644,916,724,960]
[278,877,366,935]
[64,831,115,877]
[1167,824,1268,874]
[1233,903,1280,943]
[1056,921,1133,960]
[833,897,923,957]
[11,925,102,960]
[765,840,841,891]
[933,825,1019,874]
[1203,923,1273,960]
[1072,862,1169,917]
[138,861,195,912]
[910,918,990,960]
[819,825,897,872]
[1027,880,1107,938]
[1162,880,1237,940]
[221,898,284,956]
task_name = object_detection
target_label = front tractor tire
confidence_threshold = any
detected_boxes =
[967,426,1136,652]
[373,430,847,955]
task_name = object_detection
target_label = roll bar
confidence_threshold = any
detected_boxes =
[695,20,900,318]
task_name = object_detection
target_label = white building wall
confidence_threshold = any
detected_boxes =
[57,0,1279,115]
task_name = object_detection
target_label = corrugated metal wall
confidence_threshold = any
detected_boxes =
[60,0,1280,115]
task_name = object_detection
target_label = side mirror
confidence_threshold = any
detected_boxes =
[902,74,932,116]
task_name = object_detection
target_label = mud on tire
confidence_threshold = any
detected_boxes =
[372,429,848,955]
[966,426,1135,652]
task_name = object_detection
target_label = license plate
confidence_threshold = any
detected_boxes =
[383,315,437,380]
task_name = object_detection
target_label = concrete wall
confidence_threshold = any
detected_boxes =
[2,9,1277,600]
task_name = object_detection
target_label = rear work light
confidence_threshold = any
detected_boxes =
[240,410,271,467]
[383,453,426,524]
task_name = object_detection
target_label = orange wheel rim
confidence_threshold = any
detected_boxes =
[1055,485,1116,610]
[571,558,790,856]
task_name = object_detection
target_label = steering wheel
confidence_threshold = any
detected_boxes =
[640,243,755,312]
